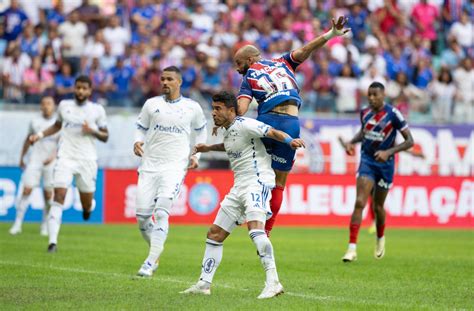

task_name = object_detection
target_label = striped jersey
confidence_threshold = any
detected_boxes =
[237,52,302,115]
[360,103,408,161]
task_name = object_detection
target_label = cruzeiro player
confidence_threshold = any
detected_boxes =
[233,16,350,236]
[340,82,414,262]
[9,96,58,236]
[133,66,207,277]
[181,91,305,298]
[29,76,109,253]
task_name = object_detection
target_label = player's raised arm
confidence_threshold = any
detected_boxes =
[29,120,62,144]
[374,128,414,162]
[266,128,305,150]
[291,16,351,63]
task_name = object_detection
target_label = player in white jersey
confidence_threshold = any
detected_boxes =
[9,96,58,236]
[133,66,207,277]
[29,76,109,253]
[181,91,305,299]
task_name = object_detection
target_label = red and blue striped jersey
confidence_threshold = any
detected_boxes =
[237,52,302,115]
[360,104,408,160]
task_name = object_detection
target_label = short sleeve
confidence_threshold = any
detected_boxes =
[392,107,408,131]
[191,103,207,130]
[276,52,301,72]
[241,118,271,138]
[56,101,64,122]
[96,105,107,128]
[237,78,253,101]
[136,100,151,130]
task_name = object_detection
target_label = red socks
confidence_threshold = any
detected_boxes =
[265,185,284,236]
[349,223,361,244]
[377,224,385,238]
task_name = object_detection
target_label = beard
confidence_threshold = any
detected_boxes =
[238,63,250,75]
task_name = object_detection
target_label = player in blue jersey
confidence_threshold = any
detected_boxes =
[339,82,414,262]
[233,16,350,236]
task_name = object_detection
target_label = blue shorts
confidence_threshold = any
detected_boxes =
[257,113,300,172]
[357,158,394,189]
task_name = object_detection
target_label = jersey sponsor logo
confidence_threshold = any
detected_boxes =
[64,122,83,129]
[189,183,219,215]
[203,258,215,273]
[227,151,242,159]
[264,90,290,103]
[153,123,183,134]
[364,130,385,141]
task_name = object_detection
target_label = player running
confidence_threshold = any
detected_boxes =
[339,82,414,262]
[9,96,58,236]
[233,16,350,236]
[133,66,207,278]
[29,76,109,253]
[181,91,305,299]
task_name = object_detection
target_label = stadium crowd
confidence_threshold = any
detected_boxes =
[0,0,473,123]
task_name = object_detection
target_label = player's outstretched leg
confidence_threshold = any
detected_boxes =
[40,191,53,236]
[249,229,284,299]
[181,224,228,295]
[47,188,67,253]
[264,185,284,237]
[9,190,31,235]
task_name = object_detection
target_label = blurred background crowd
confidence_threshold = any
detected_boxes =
[0,0,473,123]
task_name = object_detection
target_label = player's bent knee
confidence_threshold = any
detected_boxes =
[54,189,67,204]
[153,209,169,222]
[355,197,367,209]
[23,187,33,196]
[207,225,227,243]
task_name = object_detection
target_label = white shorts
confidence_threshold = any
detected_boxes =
[53,157,98,193]
[135,169,186,216]
[214,183,273,233]
[22,161,55,190]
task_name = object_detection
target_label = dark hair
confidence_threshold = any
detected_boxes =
[212,91,237,110]
[163,66,181,75]
[438,68,453,84]
[75,75,92,87]
[369,81,385,91]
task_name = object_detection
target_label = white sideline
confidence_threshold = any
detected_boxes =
[0,260,335,301]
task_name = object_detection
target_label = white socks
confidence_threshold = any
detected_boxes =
[199,239,223,284]
[136,214,154,245]
[349,243,357,251]
[145,209,169,265]
[12,194,30,228]
[249,229,279,284]
[48,201,63,245]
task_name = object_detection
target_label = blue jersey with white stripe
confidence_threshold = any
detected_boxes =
[360,104,408,161]
[238,52,302,115]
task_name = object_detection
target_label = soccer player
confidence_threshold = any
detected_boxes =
[9,96,58,236]
[29,76,109,253]
[339,82,414,262]
[133,66,207,277]
[181,91,305,299]
[233,16,350,236]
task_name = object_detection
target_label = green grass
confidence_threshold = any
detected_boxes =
[0,223,472,310]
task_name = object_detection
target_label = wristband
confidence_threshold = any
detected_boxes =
[37,132,44,139]
[323,30,335,41]
[283,137,293,145]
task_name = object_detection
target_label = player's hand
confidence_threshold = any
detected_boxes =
[82,122,95,135]
[187,155,199,170]
[290,138,306,150]
[29,134,40,144]
[374,150,391,162]
[193,143,211,154]
[134,142,144,157]
[329,16,351,38]
[338,136,355,156]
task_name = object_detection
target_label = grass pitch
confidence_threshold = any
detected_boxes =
[0,223,472,310]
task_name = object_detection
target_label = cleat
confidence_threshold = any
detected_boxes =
[136,261,158,278]
[9,224,22,235]
[40,223,48,236]
[47,243,57,253]
[342,249,357,262]
[180,281,211,295]
[257,281,284,299]
[82,209,92,221]
[374,237,385,259]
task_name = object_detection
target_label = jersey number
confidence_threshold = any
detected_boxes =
[257,68,295,96]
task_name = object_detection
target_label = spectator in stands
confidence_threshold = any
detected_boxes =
[77,0,102,35]
[2,45,30,103]
[100,43,116,72]
[140,55,161,99]
[313,59,336,113]
[411,0,440,54]
[103,16,130,57]
[107,57,134,107]
[0,0,28,42]
[20,24,42,57]
[41,44,59,74]
[23,56,53,103]
[198,57,221,104]
[85,57,109,104]
[429,67,457,123]
[412,57,433,89]
[385,45,410,80]
[82,30,106,68]
[335,64,359,113]
[58,10,87,75]
[180,56,198,98]
[453,57,474,122]
[440,38,466,70]
[54,61,74,101]
[359,65,387,107]
[45,1,65,28]
[359,35,387,76]
[449,10,473,52]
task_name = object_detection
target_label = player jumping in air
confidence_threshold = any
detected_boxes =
[181,91,305,299]
[233,16,350,236]
[339,82,414,262]
[29,76,109,253]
